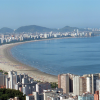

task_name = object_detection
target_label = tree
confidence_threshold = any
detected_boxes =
[0,88,25,100]
[50,82,58,88]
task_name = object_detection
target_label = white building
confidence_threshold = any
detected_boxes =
[6,71,37,95]
[87,77,92,93]
[6,71,17,89]
[44,33,48,38]
[73,76,80,95]
[96,79,100,91]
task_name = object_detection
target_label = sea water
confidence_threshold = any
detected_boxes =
[11,36,100,76]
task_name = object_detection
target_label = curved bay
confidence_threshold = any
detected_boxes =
[11,36,100,76]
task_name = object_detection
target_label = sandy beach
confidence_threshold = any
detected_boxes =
[0,37,77,82]
[0,40,59,82]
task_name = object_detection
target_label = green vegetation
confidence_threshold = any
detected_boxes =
[0,88,25,100]
[15,25,54,32]
[0,70,8,75]
[0,70,3,73]
[4,72,8,75]
[59,26,89,32]
[15,25,87,33]
[0,27,14,33]
[50,82,58,88]
[0,25,91,34]
[36,80,41,82]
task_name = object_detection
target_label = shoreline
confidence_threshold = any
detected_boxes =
[0,42,58,82]
[0,36,92,82]
[0,37,72,82]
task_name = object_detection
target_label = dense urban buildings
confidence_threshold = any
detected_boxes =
[58,73,100,100]
[1,70,100,99]
[58,73,74,94]
[0,29,95,45]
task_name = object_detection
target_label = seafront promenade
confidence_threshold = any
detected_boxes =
[0,41,58,82]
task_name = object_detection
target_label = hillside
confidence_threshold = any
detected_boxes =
[59,26,89,32]
[0,27,14,33]
[59,26,78,32]
[15,25,88,33]
[15,25,57,32]
[0,25,90,34]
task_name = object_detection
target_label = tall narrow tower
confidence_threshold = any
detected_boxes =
[77,29,78,34]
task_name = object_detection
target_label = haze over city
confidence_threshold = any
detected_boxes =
[0,0,100,29]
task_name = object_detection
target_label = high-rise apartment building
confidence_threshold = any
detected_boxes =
[96,80,100,91]
[77,29,79,35]
[83,74,99,94]
[6,71,17,89]
[73,75,80,95]
[79,77,87,95]
[73,76,87,95]
[6,70,37,95]
[0,73,7,88]
[58,73,74,94]
[68,73,74,92]
[59,73,100,96]
[86,77,92,93]
[58,74,69,94]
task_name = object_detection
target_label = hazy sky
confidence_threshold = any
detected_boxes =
[0,0,100,29]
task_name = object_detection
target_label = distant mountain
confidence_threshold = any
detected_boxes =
[15,25,57,33]
[15,25,88,33]
[59,26,89,32]
[0,25,90,34]
[59,26,78,32]
[0,27,14,33]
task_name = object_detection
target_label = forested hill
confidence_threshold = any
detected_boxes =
[59,26,89,32]
[15,25,88,32]
[0,25,89,33]
[0,27,14,33]
[15,25,57,32]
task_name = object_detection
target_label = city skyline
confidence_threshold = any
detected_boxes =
[0,0,100,29]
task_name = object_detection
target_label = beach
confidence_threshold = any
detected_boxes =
[0,40,58,82]
[0,37,78,82]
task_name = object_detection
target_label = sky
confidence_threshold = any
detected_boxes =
[0,0,100,29]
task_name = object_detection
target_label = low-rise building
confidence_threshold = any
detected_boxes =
[78,93,94,100]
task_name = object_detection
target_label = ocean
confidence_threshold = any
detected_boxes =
[11,36,100,76]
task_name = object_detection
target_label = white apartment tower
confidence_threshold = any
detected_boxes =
[96,79,100,91]
[87,77,92,93]
[7,71,17,89]
[73,76,80,95]
[44,33,48,38]
[77,29,78,34]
